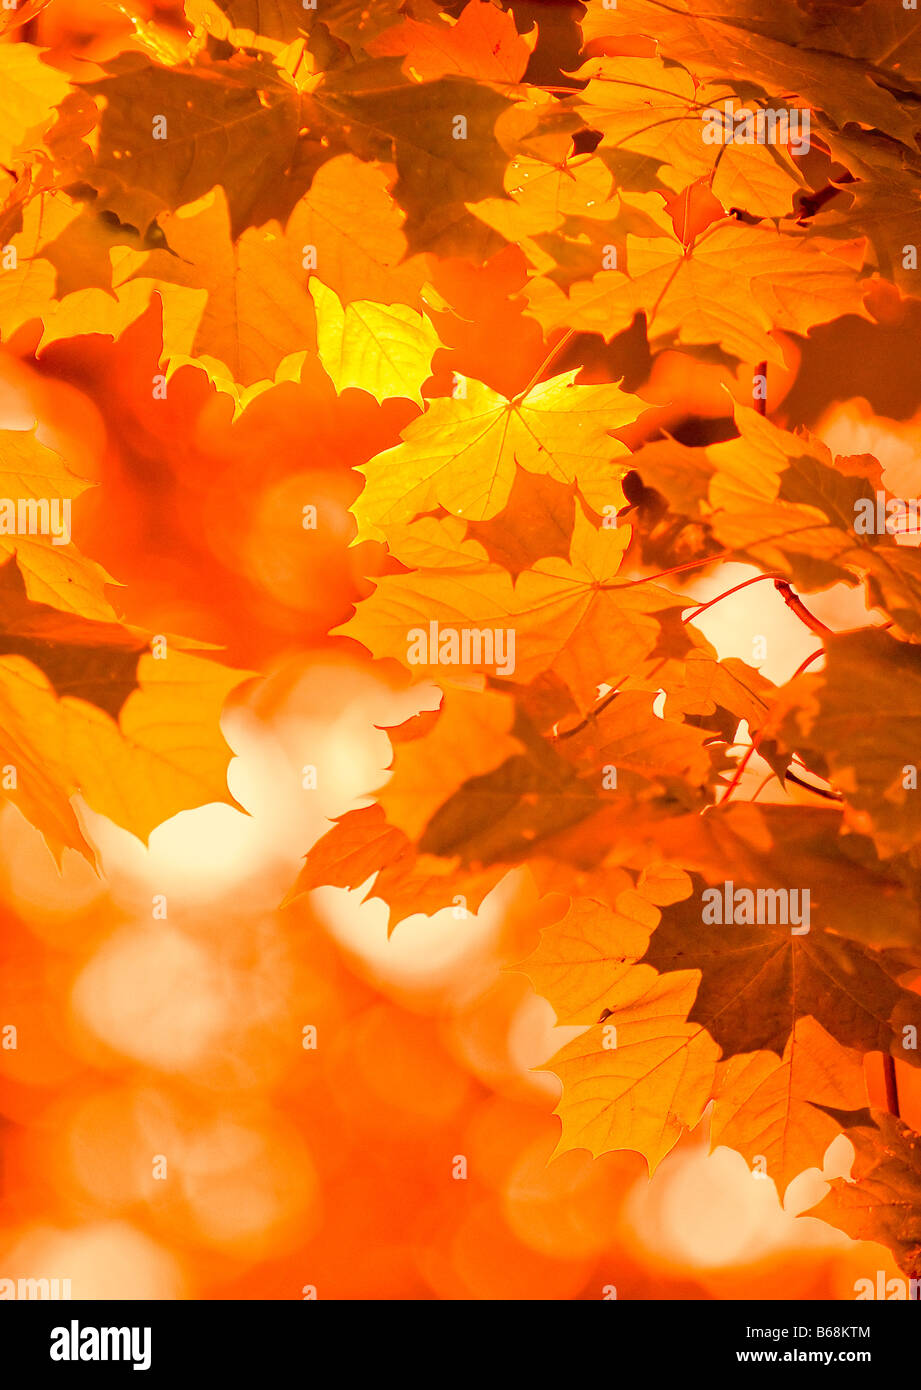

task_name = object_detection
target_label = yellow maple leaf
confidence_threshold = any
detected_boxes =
[353,371,643,540]
[526,222,870,364]
[0,427,118,622]
[340,508,690,711]
[309,279,441,405]
[285,155,429,308]
[0,645,251,856]
[378,685,523,842]
[0,44,71,169]
[547,970,721,1171]
[124,188,317,399]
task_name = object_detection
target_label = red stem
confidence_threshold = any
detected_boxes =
[773,580,833,636]
[754,360,768,415]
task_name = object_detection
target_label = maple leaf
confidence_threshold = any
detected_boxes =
[339,509,694,713]
[0,44,71,170]
[308,279,441,404]
[558,687,728,797]
[0,560,143,719]
[287,802,506,929]
[571,53,807,216]
[408,716,612,868]
[468,153,669,287]
[351,371,643,540]
[309,56,517,256]
[573,55,727,191]
[780,630,921,856]
[52,47,515,258]
[121,188,318,396]
[634,803,921,951]
[0,586,251,856]
[661,650,777,740]
[465,468,577,577]
[546,969,721,1171]
[580,0,921,146]
[0,190,154,351]
[283,155,430,308]
[710,1017,869,1197]
[389,686,726,894]
[9,0,921,1287]
[368,0,536,84]
[377,685,523,842]
[644,872,921,1063]
[519,855,898,1184]
[811,1112,921,1280]
[631,405,921,611]
[470,148,621,240]
[526,221,870,364]
[185,0,313,50]
[187,0,430,56]
[521,877,690,1026]
[57,52,315,240]
[290,803,410,896]
[0,427,118,621]
[627,435,719,520]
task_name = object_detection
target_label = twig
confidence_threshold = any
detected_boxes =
[773,579,833,636]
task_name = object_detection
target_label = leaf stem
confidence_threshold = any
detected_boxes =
[790,647,825,679]
[515,328,578,401]
[882,1054,901,1118]
[773,579,833,636]
[685,571,781,618]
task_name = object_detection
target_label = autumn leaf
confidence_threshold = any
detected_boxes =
[56,51,314,240]
[780,630,921,856]
[187,0,425,56]
[0,190,154,350]
[351,372,643,540]
[710,1018,869,1197]
[125,188,318,396]
[0,595,252,857]
[309,278,441,404]
[368,0,536,84]
[520,876,690,1026]
[0,428,118,620]
[340,508,694,713]
[0,559,142,717]
[378,685,523,841]
[580,0,921,146]
[283,155,430,308]
[546,968,721,1171]
[288,801,506,929]
[817,129,921,295]
[631,404,921,611]
[643,872,921,1062]
[0,43,71,169]
[465,467,577,576]
[811,1112,921,1280]
[305,56,517,256]
[635,803,921,951]
[52,47,516,257]
[526,221,870,364]
[571,53,806,217]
